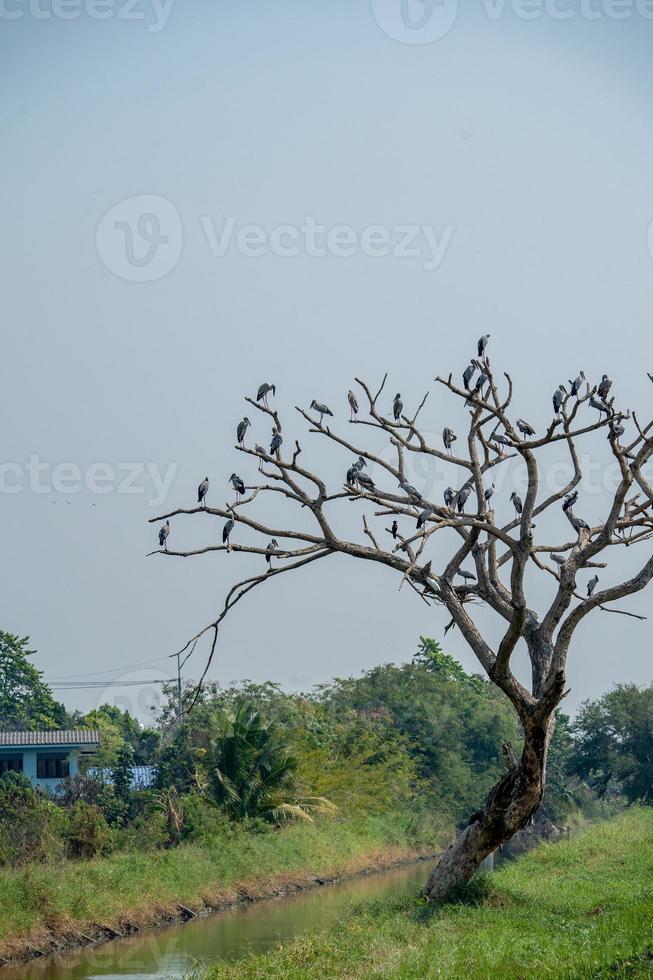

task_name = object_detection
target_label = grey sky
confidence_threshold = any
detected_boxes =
[2,1,653,721]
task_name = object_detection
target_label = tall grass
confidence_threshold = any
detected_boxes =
[0,810,441,949]
[203,809,653,979]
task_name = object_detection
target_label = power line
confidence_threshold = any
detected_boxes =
[49,655,172,681]
[50,680,168,690]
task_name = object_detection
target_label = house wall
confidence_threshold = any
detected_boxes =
[1,746,81,792]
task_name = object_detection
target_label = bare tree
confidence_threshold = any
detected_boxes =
[149,347,653,901]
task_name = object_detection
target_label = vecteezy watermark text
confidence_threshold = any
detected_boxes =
[0,0,175,31]
[371,0,653,45]
[0,456,179,507]
[200,215,454,270]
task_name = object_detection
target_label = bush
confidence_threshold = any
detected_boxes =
[0,772,60,866]
[61,801,113,859]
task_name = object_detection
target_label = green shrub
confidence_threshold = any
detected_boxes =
[61,801,113,859]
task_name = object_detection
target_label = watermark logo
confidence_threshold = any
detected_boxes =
[371,0,459,43]
[0,0,175,31]
[96,194,182,282]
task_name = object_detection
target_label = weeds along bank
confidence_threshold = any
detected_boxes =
[201,809,653,980]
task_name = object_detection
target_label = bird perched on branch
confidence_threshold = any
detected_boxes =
[551,554,566,566]
[257,382,276,408]
[516,418,535,438]
[569,371,585,397]
[229,473,245,499]
[391,520,398,539]
[443,427,457,454]
[484,483,495,503]
[609,423,625,440]
[589,395,610,415]
[310,400,333,424]
[417,505,434,529]
[587,574,599,597]
[456,569,476,582]
[222,518,234,550]
[159,520,170,550]
[444,486,455,508]
[237,418,250,445]
[348,390,359,421]
[477,334,490,357]
[399,481,422,502]
[456,486,471,513]
[254,445,266,471]
[563,491,578,512]
[597,375,612,401]
[491,432,512,448]
[553,385,566,415]
[197,477,209,507]
[569,513,590,533]
[270,428,283,455]
[356,471,376,492]
[463,362,477,390]
[265,538,279,569]
[510,491,523,515]
[393,393,403,421]
[473,371,489,396]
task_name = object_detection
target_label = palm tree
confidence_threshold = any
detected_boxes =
[205,699,335,823]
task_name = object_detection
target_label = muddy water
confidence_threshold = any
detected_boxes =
[12,860,431,979]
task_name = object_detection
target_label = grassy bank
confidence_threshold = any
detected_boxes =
[0,811,443,963]
[203,809,653,980]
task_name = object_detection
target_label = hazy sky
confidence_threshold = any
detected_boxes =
[2,0,653,721]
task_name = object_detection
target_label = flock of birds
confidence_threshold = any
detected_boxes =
[157,336,644,599]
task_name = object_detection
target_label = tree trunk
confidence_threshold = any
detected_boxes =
[422,719,551,902]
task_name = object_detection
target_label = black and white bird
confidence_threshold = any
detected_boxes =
[444,486,455,508]
[510,491,523,515]
[484,483,495,503]
[553,385,566,415]
[346,464,358,486]
[443,427,457,454]
[570,513,590,533]
[563,491,579,512]
[265,538,279,568]
[348,390,359,421]
[473,371,489,395]
[399,481,422,502]
[492,432,512,448]
[589,395,610,415]
[158,520,170,550]
[610,423,626,440]
[256,382,276,407]
[356,471,376,491]
[254,445,266,471]
[229,473,246,499]
[569,371,586,397]
[587,574,599,597]
[551,554,566,566]
[222,518,234,549]
[417,505,434,530]
[597,374,612,401]
[456,569,476,582]
[516,418,536,438]
[270,427,283,455]
[310,400,333,424]
[456,485,471,513]
[237,418,250,445]
[393,393,403,421]
[197,477,209,507]
[463,362,477,390]
[477,334,491,357]
[391,520,398,539]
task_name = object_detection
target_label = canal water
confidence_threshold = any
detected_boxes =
[11,860,431,980]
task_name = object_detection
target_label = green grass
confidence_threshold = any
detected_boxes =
[202,809,653,980]
[0,811,434,953]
